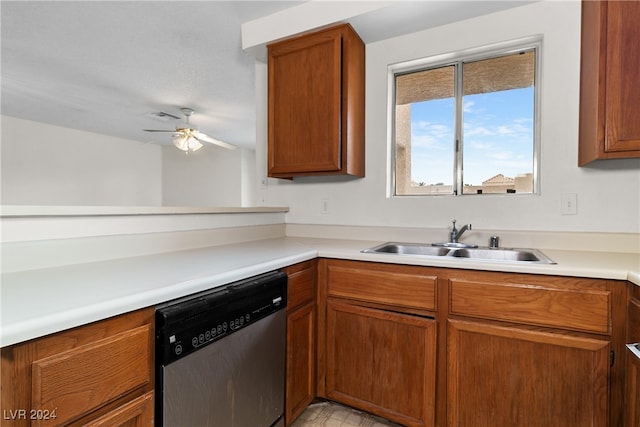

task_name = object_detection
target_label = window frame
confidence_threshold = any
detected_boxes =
[387,36,543,197]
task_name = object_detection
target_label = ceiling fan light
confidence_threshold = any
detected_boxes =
[173,134,189,151]
[187,137,203,151]
[173,133,203,152]
[146,109,233,151]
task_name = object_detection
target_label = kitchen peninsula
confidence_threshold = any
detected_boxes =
[2,208,638,347]
[1,207,639,427]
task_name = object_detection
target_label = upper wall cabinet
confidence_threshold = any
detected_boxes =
[579,0,640,165]
[267,24,365,178]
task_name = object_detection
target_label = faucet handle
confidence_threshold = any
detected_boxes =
[451,219,457,228]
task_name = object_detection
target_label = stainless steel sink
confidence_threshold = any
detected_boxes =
[448,248,555,263]
[362,242,556,264]
[362,242,451,256]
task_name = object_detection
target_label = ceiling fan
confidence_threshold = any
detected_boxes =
[144,108,236,152]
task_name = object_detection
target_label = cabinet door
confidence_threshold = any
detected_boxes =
[603,1,640,154]
[448,319,610,427]
[284,260,317,425]
[268,28,342,175]
[84,392,154,427]
[579,0,640,164]
[268,24,364,178]
[286,302,316,425]
[326,300,436,427]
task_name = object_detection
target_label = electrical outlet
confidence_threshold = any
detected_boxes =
[321,198,330,215]
[561,193,577,215]
[259,178,267,204]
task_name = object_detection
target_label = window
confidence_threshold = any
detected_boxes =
[391,40,540,196]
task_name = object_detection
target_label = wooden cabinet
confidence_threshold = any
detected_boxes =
[448,320,609,426]
[283,260,317,425]
[626,286,640,427]
[83,392,154,427]
[267,24,365,178]
[629,353,640,427]
[317,259,629,427]
[320,260,437,427]
[448,275,612,334]
[447,271,627,427]
[325,259,437,312]
[1,308,154,427]
[325,301,436,427]
[579,0,640,165]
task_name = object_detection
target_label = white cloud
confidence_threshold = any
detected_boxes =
[465,126,494,137]
[469,140,494,150]
[496,125,514,135]
[488,151,513,161]
[463,100,475,113]
[412,121,452,149]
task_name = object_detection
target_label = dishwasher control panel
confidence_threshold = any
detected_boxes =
[155,271,287,365]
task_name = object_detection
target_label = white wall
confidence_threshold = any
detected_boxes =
[1,210,287,272]
[1,115,254,207]
[161,144,253,206]
[261,1,640,233]
[1,115,162,206]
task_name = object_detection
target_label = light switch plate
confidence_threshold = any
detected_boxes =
[561,193,577,215]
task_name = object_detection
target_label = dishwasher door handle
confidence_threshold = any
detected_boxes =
[627,343,640,360]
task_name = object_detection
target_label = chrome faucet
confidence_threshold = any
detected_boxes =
[450,219,472,244]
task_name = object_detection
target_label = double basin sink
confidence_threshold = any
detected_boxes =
[362,242,556,264]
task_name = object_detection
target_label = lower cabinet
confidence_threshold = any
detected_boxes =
[1,307,154,427]
[325,300,436,427]
[627,287,640,427]
[284,260,318,425]
[319,259,438,427]
[448,319,610,427]
[316,259,629,427]
[447,272,625,427]
[628,350,640,427]
[286,303,316,424]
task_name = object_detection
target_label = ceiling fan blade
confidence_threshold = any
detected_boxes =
[194,131,236,150]
[143,129,175,133]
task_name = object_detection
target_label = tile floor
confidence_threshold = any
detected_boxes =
[291,401,403,427]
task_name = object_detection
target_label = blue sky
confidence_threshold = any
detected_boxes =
[409,87,534,186]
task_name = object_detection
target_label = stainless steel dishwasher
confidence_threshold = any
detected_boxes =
[155,271,287,427]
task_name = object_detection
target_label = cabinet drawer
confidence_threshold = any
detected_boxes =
[449,278,611,334]
[285,260,317,311]
[31,324,152,426]
[84,391,154,427]
[327,261,436,311]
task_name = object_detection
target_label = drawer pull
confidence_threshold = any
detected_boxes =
[627,343,640,360]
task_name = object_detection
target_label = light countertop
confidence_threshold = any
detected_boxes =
[0,238,316,348]
[303,237,640,283]
[2,237,638,348]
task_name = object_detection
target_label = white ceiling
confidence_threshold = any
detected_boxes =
[1,1,532,150]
